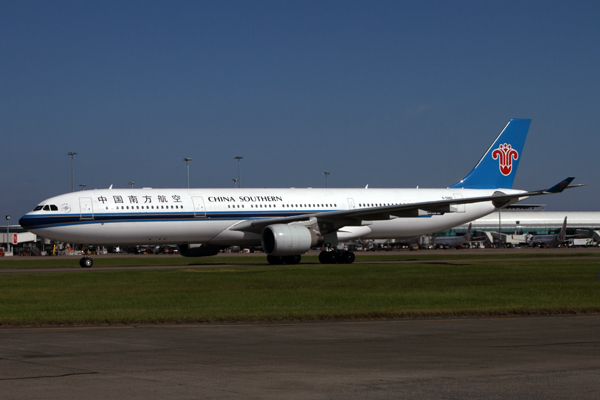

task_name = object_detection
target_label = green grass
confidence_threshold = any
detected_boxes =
[1,257,599,326]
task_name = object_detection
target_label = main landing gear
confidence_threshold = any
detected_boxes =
[79,256,93,268]
[267,250,356,265]
[318,250,355,264]
[266,255,302,265]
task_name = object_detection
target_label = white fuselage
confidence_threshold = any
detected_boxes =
[19,187,523,247]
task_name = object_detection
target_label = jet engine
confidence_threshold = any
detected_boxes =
[177,243,224,257]
[261,224,318,256]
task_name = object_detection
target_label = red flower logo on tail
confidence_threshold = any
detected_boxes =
[492,144,518,176]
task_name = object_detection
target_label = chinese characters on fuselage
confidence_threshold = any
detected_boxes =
[97,195,183,204]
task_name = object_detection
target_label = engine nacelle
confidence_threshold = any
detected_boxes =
[261,224,317,256]
[491,191,513,209]
[177,243,223,257]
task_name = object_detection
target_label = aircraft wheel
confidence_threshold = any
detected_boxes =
[267,255,284,265]
[328,251,339,264]
[79,257,93,268]
[318,251,329,264]
[340,251,355,264]
[319,251,338,264]
[283,255,301,264]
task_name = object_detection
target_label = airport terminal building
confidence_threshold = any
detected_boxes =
[432,206,600,247]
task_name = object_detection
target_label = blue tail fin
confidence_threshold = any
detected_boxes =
[450,119,531,189]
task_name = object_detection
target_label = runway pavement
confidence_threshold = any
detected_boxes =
[2,315,600,399]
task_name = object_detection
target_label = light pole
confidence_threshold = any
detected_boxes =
[232,178,238,188]
[498,208,502,248]
[68,152,77,192]
[5,215,10,255]
[129,181,135,188]
[234,156,243,188]
[323,172,330,188]
[183,158,192,188]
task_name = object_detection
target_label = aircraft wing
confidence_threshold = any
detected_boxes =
[231,177,578,234]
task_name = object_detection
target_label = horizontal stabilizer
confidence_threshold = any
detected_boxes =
[544,177,575,193]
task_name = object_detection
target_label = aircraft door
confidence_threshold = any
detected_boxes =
[452,193,466,213]
[79,197,94,220]
[348,198,356,209]
[192,196,206,218]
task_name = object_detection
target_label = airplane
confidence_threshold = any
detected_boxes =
[528,217,569,247]
[432,223,480,249]
[19,119,580,268]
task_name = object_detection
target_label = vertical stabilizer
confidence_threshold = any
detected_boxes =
[450,119,531,189]
[464,223,472,241]
[558,217,567,241]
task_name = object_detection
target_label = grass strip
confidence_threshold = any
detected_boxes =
[1,259,599,326]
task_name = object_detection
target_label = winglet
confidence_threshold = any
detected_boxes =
[544,177,575,193]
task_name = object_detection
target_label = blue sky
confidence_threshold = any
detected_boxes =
[2,0,599,220]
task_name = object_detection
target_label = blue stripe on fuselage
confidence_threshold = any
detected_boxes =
[18,210,321,230]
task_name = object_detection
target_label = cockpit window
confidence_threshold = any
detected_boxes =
[43,205,50,211]
[33,206,43,211]
[50,205,58,211]
[40,205,58,211]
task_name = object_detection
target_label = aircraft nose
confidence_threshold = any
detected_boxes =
[19,214,33,229]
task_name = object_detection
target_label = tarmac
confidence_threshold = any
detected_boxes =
[1,315,600,399]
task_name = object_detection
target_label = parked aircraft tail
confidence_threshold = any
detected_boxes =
[450,118,531,189]
[465,223,472,241]
[558,217,567,241]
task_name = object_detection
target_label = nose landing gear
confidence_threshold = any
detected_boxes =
[79,257,93,268]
